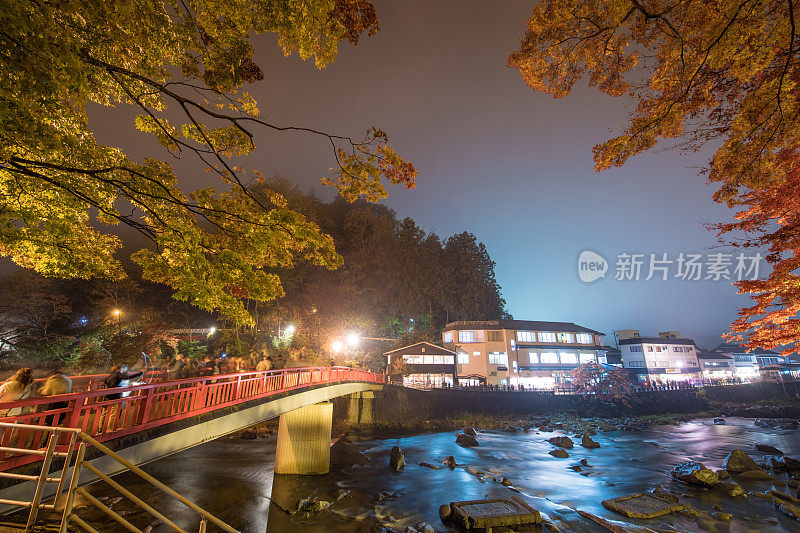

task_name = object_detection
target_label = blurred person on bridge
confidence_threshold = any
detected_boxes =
[166,354,185,381]
[256,355,273,372]
[0,368,37,417]
[103,364,144,401]
[36,370,72,425]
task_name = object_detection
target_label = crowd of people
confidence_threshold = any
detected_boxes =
[0,352,277,418]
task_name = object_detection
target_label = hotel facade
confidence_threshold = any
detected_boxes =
[618,331,702,383]
[440,319,606,389]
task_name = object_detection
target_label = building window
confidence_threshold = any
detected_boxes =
[673,346,683,352]
[487,330,503,342]
[489,352,508,365]
[529,352,539,364]
[579,352,596,364]
[457,352,469,365]
[646,346,653,352]
[472,351,481,357]
[422,355,434,364]
[560,352,578,364]
[630,346,643,353]
[516,331,535,342]
[628,361,646,368]
[443,332,453,343]
[433,355,443,364]
[734,355,752,362]
[458,330,484,343]
[540,352,558,364]
[576,333,592,344]
[557,332,575,343]
[657,360,669,367]
[538,332,556,343]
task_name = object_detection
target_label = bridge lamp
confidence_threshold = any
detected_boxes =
[346,332,359,347]
[331,340,344,353]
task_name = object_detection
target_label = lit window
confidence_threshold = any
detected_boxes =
[657,360,669,367]
[673,346,683,352]
[473,351,481,356]
[443,355,454,364]
[457,352,469,365]
[423,355,434,364]
[538,332,556,343]
[443,332,453,343]
[630,346,643,353]
[540,352,558,364]
[576,333,592,344]
[517,331,536,342]
[560,352,578,364]
[529,352,539,364]
[458,330,484,343]
[557,332,575,343]
[433,355,444,364]
[489,352,508,365]
[579,352,595,364]
[646,346,653,352]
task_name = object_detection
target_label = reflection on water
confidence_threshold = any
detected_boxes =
[80,418,800,532]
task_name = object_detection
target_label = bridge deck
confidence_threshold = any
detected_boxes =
[0,367,384,473]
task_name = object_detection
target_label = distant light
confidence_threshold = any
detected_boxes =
[285,325,296,335]
[209,327,217,335]
[346,332,359,347]
[113,309,121,316]
[676,361,685,368]
[409,318,414,323]
[311,307,317,314]
[331,340,344,353]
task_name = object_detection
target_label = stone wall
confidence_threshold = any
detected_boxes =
[333,382,800,426]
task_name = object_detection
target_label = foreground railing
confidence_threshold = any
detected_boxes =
[0,422,238,532]
[0,366,384,472]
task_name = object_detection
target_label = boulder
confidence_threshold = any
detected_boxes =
[710,511,732,521]
[722,450,761,473]
[716,470,730,480]
[756,444,784,456]
[463,427,477,437]
[456,433,479,447]
[439,504,452,524]
[671,461,719,487]
[549,448,569,458]
[501,477,512,486]
[713,481,745,497]
[547,436,574,449]
[768,456,800,471]
[390,446,405,471]
[442,456,456,469]
[738,469,774,480]
[580,434,600,449]
[779,502,800,520]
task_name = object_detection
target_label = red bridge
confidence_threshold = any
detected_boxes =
[0,366,385,531]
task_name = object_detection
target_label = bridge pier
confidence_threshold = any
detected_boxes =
[274,402,333,475]
[344,391,375,425]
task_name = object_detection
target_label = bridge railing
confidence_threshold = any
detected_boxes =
[0,366,384,473]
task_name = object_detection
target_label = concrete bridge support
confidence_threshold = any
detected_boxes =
[344,391,375,425]
[274,402,333,475]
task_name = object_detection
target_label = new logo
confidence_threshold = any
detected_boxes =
[578,250,608,283]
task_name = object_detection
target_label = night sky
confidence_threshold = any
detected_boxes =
[85,1,756,349]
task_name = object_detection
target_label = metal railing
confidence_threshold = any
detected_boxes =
[0,366,384,472]
[0,422,238,532]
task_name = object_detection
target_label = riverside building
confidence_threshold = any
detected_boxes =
[440,319,606,389]
[384,342,457,388]
[618,330,702,384]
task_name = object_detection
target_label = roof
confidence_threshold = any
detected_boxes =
[711,343,778,355]
[383,341,456,357]
[619,337,697,346]
[696,351,733,361]
[443,319,604,336]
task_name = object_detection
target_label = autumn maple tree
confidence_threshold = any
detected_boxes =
[0,0,416,326]
[510,0,800,352]
[571,363,633,400]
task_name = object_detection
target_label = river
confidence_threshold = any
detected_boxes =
[76,417,800,532]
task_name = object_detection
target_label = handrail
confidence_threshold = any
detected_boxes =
[0,366,384,472]
[0,422,238,532]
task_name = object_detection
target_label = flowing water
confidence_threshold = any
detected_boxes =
[78,417,800,532]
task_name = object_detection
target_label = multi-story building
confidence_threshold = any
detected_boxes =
[384,341,457,388]
[696,350,735,381]
[618,331,702,383]
[709,343,782,381]
[441,320,605,389]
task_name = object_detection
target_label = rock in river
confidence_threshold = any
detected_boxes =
[713,481,745,497]
[766,456,800,472]
[671,461,719,487]
[390,446,405,471]
[756,444,784,456]
[456,433,479,447]
[442,456,456,469]
[547,436,574,449]
[723,450,761,473]
[549,448,569,459]
[580,434,600,449]
[463,427,477,437]
[737,469,774,480]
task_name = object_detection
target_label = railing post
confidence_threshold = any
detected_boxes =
[66,397,84,431]
[235,375,242,401]
[58,440,86,533]
[136,386,155,426]
[25,431,58,532]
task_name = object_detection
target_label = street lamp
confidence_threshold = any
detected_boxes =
[208,326,217,336]
[331,340,344,353]
[285,324,296,335]
[112,309,121,335]
[346,332,359,347]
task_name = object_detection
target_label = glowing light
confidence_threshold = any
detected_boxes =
[209,327,217,335]
[113,309,121,316]
[346,332,359,347]
[331,340,344,353]
[285,325,296,335]
[676,360,685,368]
